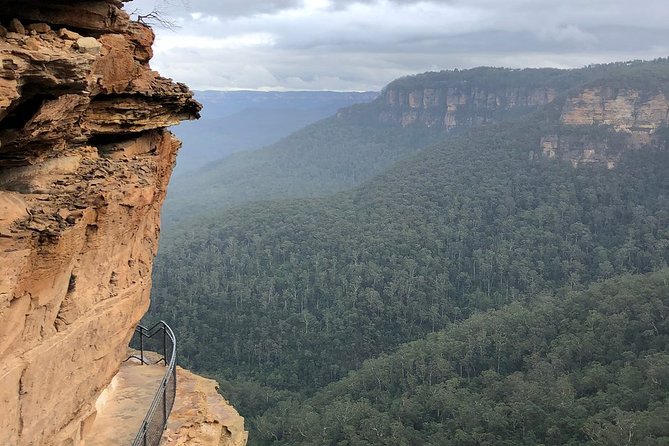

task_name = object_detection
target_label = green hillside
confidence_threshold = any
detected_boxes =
[255,269,669,445]
[164,117,446,225]
[171,91,378,176]
[150,59,669,444]
[150,118,669,439]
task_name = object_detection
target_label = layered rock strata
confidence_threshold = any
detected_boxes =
[378,85,557,128]
[561,87,669,130]
[0,1,210,444]
[541,87,669,167]
[357,67,669,168]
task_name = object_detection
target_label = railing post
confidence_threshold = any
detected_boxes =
[140,329,144,364]
[162,323,167,364]
[163,382,168,426]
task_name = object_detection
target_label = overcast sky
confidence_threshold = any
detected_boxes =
[125,0,669,91]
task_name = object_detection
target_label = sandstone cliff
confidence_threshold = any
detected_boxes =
[360,65,669,167]
[540,86,669,167]
[340,67,573,130]
[378,84,557,128]
[0,1,243,445]
[162,368,248,446]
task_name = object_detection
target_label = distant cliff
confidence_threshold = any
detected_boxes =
[337,67,572,129]
[380,84,556,128]
[540,86,669,167]
[339,63,669,167]
[0,1,244,445]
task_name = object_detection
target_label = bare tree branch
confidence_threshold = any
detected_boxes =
[129,0,190,31]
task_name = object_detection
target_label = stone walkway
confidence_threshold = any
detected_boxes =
[85,359,166,446]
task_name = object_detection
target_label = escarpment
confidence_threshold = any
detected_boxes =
[352,64,669,168]
[540,86,669,167]
[378,84,557,128]
[344,67,571,129]
[0,1,243,445]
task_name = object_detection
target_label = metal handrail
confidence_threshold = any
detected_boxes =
[126,321,177,446]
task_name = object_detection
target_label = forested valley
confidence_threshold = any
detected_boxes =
[163,60,669,226]
[150,60,669,445]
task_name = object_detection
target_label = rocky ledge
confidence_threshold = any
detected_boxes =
[0,1,233,445]
[163,368,248,446]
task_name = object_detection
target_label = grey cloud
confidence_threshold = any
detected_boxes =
[134,0,669,91]
[127,0,302,18]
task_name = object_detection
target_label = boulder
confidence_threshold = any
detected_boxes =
[75,36,102,55]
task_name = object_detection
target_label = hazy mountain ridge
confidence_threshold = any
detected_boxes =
[166,60,669,227]
[344,60,669,132]
[164,64,632,224]
[193,90,380,119]
[171,91,378,175]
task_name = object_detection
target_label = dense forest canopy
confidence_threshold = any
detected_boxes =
[150,59,669,444]
[254,270,669,445]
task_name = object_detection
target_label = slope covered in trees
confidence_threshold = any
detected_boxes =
[150,59,669,443]
[164,117,447,225]
[254,269,669,445]
[171,91,378,176]
[150,117,669,441]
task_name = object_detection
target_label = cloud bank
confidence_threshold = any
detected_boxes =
[126,0,669,91]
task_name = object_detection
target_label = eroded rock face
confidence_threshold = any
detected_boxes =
[376,85,557,129]
[561,87,669,130]
[538,87,669,167]
[162,367,248,446]
[0,1,202,444]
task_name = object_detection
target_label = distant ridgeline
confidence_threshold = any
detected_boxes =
[163,59,669,225]
[150,58,669,445]
[171,90,379,176]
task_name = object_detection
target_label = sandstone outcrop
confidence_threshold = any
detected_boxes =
[337,68,572,130]
[540,133,619,169]
[539,87,669,167]
[343,66,669,169]
[561,87,669,129]
[162,368,248,446]
[377,85,557,129]
[0,1,205,444]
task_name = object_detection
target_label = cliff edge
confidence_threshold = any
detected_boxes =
[348,63,669,167]
[0,1,244,445]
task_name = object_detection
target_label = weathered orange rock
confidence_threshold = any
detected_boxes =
[162,367,248,446]
[0,130,184,445]
[26,23,52,34]
[541,87,669,167]
[561,87,669,130]
[1,0,130,32]
[0,1,205,445]
[9,18,26,35]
